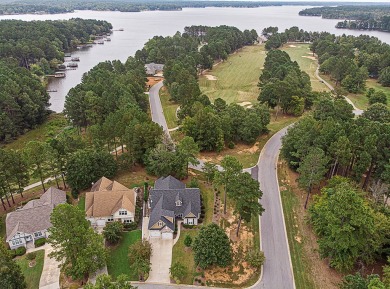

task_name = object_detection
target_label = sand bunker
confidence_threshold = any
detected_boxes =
[205,74,217,80]
[289,45,297,48]
[237,101,252,107]
[302,55,316,60]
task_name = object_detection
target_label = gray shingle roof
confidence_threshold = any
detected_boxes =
[145,63,164,75]
[6,187,66,241]
[148,176,200,231]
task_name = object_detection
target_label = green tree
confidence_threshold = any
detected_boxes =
[202,162,218,184]
[340,273,380,289]
[84,274,136,289]
[177,136,200,176]
[184,234,192,247]
[193,223,232,269]
[309,180,382,271]
[128,240,152,281]
[24,141,52,192]
[379,67,390,87]
[230,172,264,236]
[297,147,329,209]
[48,204,107,280]
[0,238,27,289]
[214,156,243,214]
[368,91,388,106]
[103,222,124,245]
[169,262,188,284]
[66,149,117,193]
[362,103,390,123]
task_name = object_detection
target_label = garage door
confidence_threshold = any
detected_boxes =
[162,232,173,239]
[96,219,106,227]
[149,230,161,238]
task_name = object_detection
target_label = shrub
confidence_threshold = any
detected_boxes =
[9,249,16,258]
[124,222,138,231]
[34,238,46,247]
[15,246,26,256]
[245,249,265,270]
[228,141,235,149]
[188,178,199,188]
[170,262,187,283]
[183,224,196,229]
[103,221,124,244]
[26,252,37,260]
[184,235,192,247]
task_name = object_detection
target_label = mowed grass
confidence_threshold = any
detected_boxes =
[114,166,157,189]
[159,87,179,129]
[171,229,199,284]
[3,113,68,150]
[199,45,266,104]
[278,162,316,289]
[350,79,390,110]
[16,249,45,289]
[77,196,85,212]
[107,230,142,280]
[281,44,329,92]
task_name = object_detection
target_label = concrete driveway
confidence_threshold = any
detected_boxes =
[39,244,61,289]
[146,238,173,283]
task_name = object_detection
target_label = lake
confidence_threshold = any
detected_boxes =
[2,6,390,112]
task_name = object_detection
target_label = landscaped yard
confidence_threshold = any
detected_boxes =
[159,87,179,129]
[199,45,266,105]
[16,249,45,289]
[281,44,329,92]
[77,196,85,212]
[107,230,142,280]
[3,113,68,150]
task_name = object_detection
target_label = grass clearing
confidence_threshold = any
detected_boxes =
[16,249,45,289]
[107,230,142,280]
[114,166,157,189]
[3,113,68,150]
[281,44,329,92]
[199,45,266,104]
[159,87,179,129]
[77,196,85,212]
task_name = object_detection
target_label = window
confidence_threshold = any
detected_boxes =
[108,217,114,222]
[175,200,182,207]
[119,210,127,216]
[12,239,22,246]
[158,221,164,227]
[124,219,132,224]
[34,231,43,238]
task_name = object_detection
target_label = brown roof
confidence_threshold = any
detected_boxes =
[85,177,135,218]
[6,187,66,241]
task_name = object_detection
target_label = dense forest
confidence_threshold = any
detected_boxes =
[299,6,390,32]
[0,18,112,142]
[0,1,366,15]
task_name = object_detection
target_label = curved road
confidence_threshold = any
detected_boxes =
[147,82,295,289]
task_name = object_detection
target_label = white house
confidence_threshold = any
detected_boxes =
[6,187,66,250]
[148,176,201,239]
[85,177,136,227]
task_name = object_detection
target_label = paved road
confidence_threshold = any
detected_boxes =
[148,81,295,289]
[315,67,364,116]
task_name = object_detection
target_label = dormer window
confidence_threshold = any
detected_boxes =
[175,200,182,207]
[119,210,127,215]
[158,221,164,227]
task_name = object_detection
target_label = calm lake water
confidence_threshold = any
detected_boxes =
[2,6,390,112]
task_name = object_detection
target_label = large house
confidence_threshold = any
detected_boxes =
[85,177,136,227]
[6,187,66,250]
[148,176,201,239]
[145,62,164,75]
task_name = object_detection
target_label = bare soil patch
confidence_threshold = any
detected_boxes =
[204,74,218,81]
[289,45,297,48]
[146,76,163,88]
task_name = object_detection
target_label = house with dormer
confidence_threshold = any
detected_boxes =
[148,176,201,239]
[6,187,66,249]
[85,177,136,227]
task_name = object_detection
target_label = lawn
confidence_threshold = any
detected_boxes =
[199,45,266,104]
[171,229,199,284]
[3,113,69,150]
[350,79,390,110]
[77,196,85,212]
[159,87,179,129]
[281,44,329,92]
[114,166,157,189]
[16,249,45,289]
[107,230,142,280]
